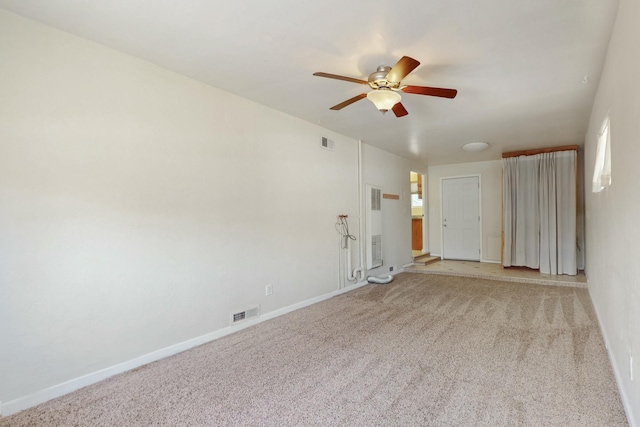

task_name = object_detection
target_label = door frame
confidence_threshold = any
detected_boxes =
[439,174,483,260]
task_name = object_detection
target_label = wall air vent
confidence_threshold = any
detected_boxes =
[321,136,335,151]
[230,305,260,325]
[371,187,381,211]
[365,184,383,269]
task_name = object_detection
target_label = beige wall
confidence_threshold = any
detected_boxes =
[0,9,428,412]
[427,160,502,262]
[0,10,362,407]
[584,0,639,422]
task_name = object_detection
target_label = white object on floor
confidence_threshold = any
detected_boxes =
[367,275,393,284]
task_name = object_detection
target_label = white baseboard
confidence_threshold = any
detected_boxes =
[589,288,637,427]
[1,280,369,417]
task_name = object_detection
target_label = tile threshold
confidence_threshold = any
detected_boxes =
[404,266,587,288]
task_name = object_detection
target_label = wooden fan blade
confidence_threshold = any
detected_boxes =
[402,85,458,98]
[392,103,408,117]
[330,93,368,110]
[313,72,369,85]
[386,56,420,83]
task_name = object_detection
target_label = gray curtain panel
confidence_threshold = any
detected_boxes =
[503,150,577,275]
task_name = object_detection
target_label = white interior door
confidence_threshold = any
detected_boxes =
[442,176,480,260]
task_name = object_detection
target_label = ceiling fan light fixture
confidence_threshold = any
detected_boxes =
[313,56,457,117]
[367,89,401,112]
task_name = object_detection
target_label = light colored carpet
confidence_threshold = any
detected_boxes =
[0,273,628,426]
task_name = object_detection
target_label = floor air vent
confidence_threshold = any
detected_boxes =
[230,305,260,325]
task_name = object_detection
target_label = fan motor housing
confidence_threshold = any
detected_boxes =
[368,65,398,90]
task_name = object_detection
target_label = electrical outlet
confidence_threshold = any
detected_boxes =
[265,284,273,296]
[389,266,396,272]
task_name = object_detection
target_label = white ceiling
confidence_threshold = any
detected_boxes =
[0,0,620,165]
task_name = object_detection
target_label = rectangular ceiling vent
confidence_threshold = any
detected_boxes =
[230,305,260,326]
[321,136,334,151]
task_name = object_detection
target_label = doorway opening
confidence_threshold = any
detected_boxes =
[410,172,424,258]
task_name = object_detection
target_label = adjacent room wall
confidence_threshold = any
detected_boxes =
[427,160,502,262]
[361,144,427,276]
[0,10,367,407]
[583,0,639,423]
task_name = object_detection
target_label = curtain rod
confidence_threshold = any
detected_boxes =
[502,145,578,158]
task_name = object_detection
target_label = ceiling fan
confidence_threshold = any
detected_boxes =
[313,56,457,117]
